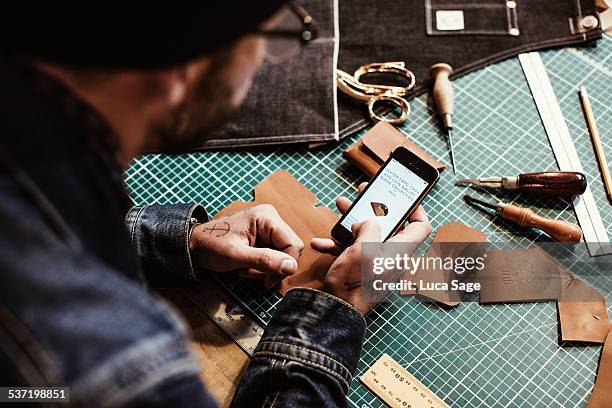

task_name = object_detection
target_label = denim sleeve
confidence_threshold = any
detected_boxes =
[125,204,208,286]
[230,288,367,408]
[125,375,218,407]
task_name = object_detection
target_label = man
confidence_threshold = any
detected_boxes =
[0,3,431,406]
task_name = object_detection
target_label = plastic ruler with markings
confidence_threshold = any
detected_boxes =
[360,354,450,408]
[519,51,611,257]
[186,275,264,356]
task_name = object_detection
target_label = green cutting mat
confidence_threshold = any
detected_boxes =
[125,35,612,407]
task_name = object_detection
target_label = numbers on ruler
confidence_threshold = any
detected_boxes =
[395,396,409,407]
[363,354,447,408]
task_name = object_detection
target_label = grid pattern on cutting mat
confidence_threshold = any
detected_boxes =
[125,36,612,408]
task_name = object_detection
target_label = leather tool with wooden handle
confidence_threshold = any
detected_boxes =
[430,63,457,173]
[464,195,583,243]
[455,171,587,197]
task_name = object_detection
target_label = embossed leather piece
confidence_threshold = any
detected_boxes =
[343,121,446,178]
[396,222,609,340]
[478,248,567,304]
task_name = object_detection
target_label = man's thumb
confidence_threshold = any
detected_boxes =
[352,219,382,243]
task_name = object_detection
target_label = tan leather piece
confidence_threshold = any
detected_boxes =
[473,246,609,343]
[478,248,567,304]
[211,171,611,353]
[343,121,445,178]
[400,221,486,307]
[557,269,611,344]
[213,170,338,294]
[586,327,612,408]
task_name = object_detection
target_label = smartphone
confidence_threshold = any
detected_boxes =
[332,146,439,246]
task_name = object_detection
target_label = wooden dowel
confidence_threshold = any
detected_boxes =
[579,86,612,203]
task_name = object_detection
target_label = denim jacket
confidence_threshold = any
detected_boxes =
[0,62,366,407]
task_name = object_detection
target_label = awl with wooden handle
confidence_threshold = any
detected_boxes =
[430,63,456,173]
[455,171,587,197]
[464,194,583,243]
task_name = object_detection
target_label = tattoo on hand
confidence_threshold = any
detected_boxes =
[202,221,231,237]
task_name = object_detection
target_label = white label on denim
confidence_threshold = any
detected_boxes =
[186,277,263,356]
[436,10,465,31]
[361,354,450,408]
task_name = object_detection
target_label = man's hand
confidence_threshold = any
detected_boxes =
[311,183,432,314]
[189,204,304,288]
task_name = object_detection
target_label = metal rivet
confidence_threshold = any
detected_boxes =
[506,1,517,9]
[580,15,599,30]
[509,28,520,36]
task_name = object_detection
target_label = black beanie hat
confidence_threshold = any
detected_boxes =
[0,3,287,69]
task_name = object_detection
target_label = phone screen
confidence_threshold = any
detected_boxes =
[340,158,430,239]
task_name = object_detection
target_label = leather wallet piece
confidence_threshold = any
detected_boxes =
[586,328,612,408]
[343,122,445,178]
[557,269,611,344]
[400,221,486,307]
[213,170,338,294]
[478,248,567,304]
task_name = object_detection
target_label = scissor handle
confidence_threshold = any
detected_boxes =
[337,69,371,101]
[337,64,413,125]
[354,62,416,95]
[368,95,410,125]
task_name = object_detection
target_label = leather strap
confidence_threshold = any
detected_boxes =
[343,122,445,178]
[558,269,611,343]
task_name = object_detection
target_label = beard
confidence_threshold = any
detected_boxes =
[148,50,244,154]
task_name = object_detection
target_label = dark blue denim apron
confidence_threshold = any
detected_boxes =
[200,0,601,148]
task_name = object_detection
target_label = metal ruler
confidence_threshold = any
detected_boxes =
[519,52,611,256]
[361,354,450,408]
[186,276,264,356]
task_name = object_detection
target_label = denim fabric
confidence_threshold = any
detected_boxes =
[0,62,368,407]
[201,0,337,149]
[126,204,208,286]
[231,288,367,407]
[199,0,601,147]
[0,61,210,405]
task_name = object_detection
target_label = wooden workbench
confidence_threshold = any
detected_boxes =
[161,289,249,407]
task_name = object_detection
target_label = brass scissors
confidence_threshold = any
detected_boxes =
[337,62,415,125]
